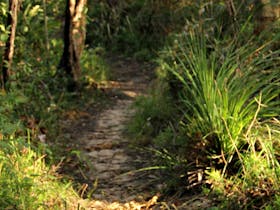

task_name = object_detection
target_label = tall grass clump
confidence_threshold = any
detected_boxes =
[161,27,280,166]
[206,119,280,209]
[0,137,84,210]
[158,25,280,207]
[0,93,87,209]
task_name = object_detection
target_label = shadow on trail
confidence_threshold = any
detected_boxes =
[60,57,166,208]
[58,56,212,209]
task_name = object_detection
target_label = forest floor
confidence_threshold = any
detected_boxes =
[58,56,212,209]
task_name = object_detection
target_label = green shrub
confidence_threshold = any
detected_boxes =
[266,195,280,210]
[0,90,84,209]
[160,26,280,165]
[81,47,111,84]
[0,138,81,210]
[127,81,177,145]
[156,23,280,208]
[206,119,280,209]
[87,0,194,58]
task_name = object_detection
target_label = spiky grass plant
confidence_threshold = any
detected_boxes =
[242,118,280,185]
[158,27,280,208]
[161,28,280,170]
[206,118,280,209]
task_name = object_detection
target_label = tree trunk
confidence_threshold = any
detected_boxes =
[59,0,87,91]
[1,0,19,90]
[255,0,280,34]
[225,0,236,20]
[43,0,50,64]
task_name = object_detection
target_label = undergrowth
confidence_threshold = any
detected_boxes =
[127,81,177,145]
[0,56,109,209]
[0,1,111,207]
[0,54,104,209]
[0,137,83,209]
[87,0,193,60]
[128,1,280,209]
[0,89,86,209]
[81,47,111,85]
[1,0,280,208]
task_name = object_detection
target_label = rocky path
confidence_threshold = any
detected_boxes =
[61,57,167,209]
[61,56,213,209]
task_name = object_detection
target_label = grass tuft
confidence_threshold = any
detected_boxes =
[161,27,280,165]
[0,137,83,209]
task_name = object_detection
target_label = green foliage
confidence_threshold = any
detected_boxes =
[0,138,80,209]
[0,90,28,137]
[87,0,259,60]
[0,0,64,95]
[0,2,9,44]
[125,1,280,208]
[87,0,193,59]
[154,127,175,148]
[0,1,97,208]
[160,26,280,160]
[1,0,92,134]
[155,23,280,206]
[1,0,280,208]
[206,120,280,209]
[81,47,111,84]
[0,72,87,209]
[127,81,176,145]
[266,195,280,210]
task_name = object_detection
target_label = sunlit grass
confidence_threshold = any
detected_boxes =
[162,27,280,164]
[81,47,111,85]
[0,137,84,209]
[206,119,280,209]
[155,24,280,208]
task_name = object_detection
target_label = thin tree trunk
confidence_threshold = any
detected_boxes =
[255,0,280,34]
[225,0,236,20]
[43,0,50,65]
[72,0,87,58]
[1,0,19,90]
[59,0,87,91]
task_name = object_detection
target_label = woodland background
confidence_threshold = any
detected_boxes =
[0,0,280,209]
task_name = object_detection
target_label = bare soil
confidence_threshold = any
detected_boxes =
[59,56,212,209]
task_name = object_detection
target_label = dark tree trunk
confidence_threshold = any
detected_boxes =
[59,0,87,91]
[1,0,19,90]
[225,0,236,20]
[254,0,280,34]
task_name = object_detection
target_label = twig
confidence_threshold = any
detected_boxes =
[43,0,50,65]
[245,93,264,138]
[222,117,245,176]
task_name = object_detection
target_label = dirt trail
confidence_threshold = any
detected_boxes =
[61,56,212,209]
[82,57,158,203]
[61,56,166,209]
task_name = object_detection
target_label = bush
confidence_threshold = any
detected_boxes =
[127,81,177,145]
[81,47,111,85]
[160,26,280,164]
[0,138,81,209]
[0,89,85,209]
[155,21,280,207]
[87,0,194,59]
